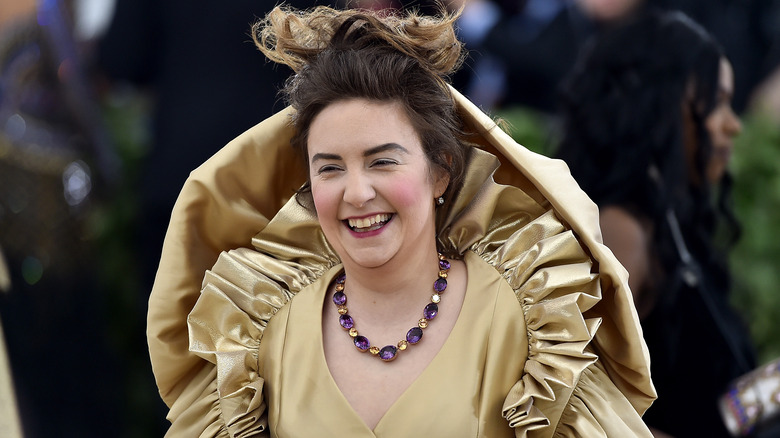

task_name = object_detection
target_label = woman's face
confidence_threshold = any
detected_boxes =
[684,58,742,184]
[704,58,742,183]
[307,99,449,269]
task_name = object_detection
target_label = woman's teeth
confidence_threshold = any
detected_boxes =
[348,213,391,231]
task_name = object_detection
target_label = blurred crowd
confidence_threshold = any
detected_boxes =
[456,0,780,117]
[0,0,778,437]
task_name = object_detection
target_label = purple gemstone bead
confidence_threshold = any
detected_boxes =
[339,314,354,329]
[333,291,346,306]
[335,273,346,284]
[379,345,397,361]
[406,326,423,344]
[433,277,448,293]
[354,336,370,351]
[423,303,438,320]
[439,259,451,270]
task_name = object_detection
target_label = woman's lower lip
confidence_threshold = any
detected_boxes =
[345,217,391,238]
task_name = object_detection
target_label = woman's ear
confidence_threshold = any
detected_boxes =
[435,172,450,198]
[433,154,452,198]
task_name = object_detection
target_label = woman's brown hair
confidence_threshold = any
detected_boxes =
[253,5,468,204]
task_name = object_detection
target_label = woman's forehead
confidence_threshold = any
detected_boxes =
[307,99,422,156]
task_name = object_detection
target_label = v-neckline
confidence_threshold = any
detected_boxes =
[314,254,475,433]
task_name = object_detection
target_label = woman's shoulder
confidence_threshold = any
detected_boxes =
[599,205,650,238]
[599,205,652,263]
[598,205,653,302]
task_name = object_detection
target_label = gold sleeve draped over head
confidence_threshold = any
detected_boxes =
[148,86,656,437]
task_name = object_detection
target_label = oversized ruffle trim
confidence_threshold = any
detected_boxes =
[186,200,340,437]
[453,164,650,437]
[475,211,602,436]
[449,184,620,436]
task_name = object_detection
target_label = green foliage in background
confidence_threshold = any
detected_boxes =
[498,105,780,365]
[493,106,557,156]
[730,111,780,364]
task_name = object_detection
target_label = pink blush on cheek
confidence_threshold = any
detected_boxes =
[311,187,338,226]
[387,180,426,208]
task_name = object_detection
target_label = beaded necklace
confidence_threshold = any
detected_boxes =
[332,253,451,362]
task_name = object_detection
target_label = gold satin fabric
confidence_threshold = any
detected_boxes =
[148,86,656,437]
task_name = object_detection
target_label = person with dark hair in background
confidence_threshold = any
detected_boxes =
[651,0,780,115]
[558,9,757,437]
[147,5,657,436]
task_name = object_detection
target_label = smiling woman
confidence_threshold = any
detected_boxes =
[147,5,656,437]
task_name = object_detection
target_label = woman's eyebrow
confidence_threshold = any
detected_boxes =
[311,143,409,163]
[364,143,409,157]
[311,152,341,163]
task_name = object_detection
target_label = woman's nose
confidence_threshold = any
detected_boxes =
[343,171,376,207]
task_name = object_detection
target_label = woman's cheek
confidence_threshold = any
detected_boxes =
[386,179,428,208]
[311,183,338,222]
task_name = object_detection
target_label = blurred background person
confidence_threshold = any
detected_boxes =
[652,0,780,118]
[456,0,780,388]
[556,9,763,437]
[0,0,123,436]
[456,0,647,113]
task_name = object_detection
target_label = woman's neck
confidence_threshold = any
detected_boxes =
[339,247,442,320]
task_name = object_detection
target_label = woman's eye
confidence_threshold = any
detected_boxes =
[317,164,342,174]
[371,158,398,167]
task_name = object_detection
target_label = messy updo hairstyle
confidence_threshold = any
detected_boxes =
[253,5,467,204]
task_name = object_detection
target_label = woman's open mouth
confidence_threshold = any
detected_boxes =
[345,213,393,233]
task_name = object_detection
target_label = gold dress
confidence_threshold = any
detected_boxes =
[148,88,656,437]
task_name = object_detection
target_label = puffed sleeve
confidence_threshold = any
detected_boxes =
[437,145,655,436]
